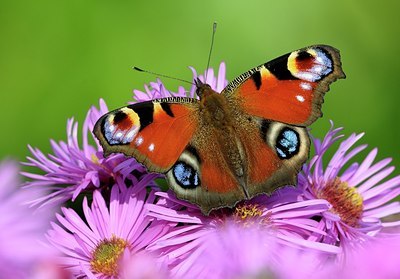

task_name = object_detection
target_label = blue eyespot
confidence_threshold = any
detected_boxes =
[275,129,299,159]
[173,162,200,189]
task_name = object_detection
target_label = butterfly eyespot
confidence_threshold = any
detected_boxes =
[263,122,309,163]
[166,148,201,191]
[172,162,200,189]
[275,128,300,159]
[287,47,334,82]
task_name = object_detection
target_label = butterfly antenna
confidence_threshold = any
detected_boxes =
[133,67,194,85]
[204,22,217,83]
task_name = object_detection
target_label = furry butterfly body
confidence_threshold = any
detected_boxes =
[94,45,345,214]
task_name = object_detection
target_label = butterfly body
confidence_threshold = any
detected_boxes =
[196,79,246,177]
[94,45,345,214]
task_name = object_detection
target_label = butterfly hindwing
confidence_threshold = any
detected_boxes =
[223,45,345,126]
[93,97,199,173]
[242,119,310,198]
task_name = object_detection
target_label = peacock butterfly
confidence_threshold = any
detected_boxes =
[93,45,345,214]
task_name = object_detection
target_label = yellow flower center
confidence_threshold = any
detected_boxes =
[318,177,364,227]
[90,236,128,276]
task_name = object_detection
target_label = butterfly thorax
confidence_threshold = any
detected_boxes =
[196,82,231,125]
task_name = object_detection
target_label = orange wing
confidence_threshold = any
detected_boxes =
[93,97,199,173]
[223,45,345,126]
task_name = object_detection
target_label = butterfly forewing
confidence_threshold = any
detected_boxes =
[93,97,199,173]
[223,45,345,126]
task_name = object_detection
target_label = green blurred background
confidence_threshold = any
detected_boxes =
[1,0,399,172]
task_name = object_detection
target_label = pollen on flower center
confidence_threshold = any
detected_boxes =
[234,204,263,220]
[318,178,364,227]
[90,236,128,276]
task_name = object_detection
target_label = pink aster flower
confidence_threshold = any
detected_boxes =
[22,99,158,208]
[204,233,400,279]
[146,189,338,278]
[0,160,57,279]
[336,236,400,278]
[120,252,169,279]
[304,236,400,278]
[133,62,228,101]
[47,184,171,278]
[195,223,330,279]
[298,121,400,246]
